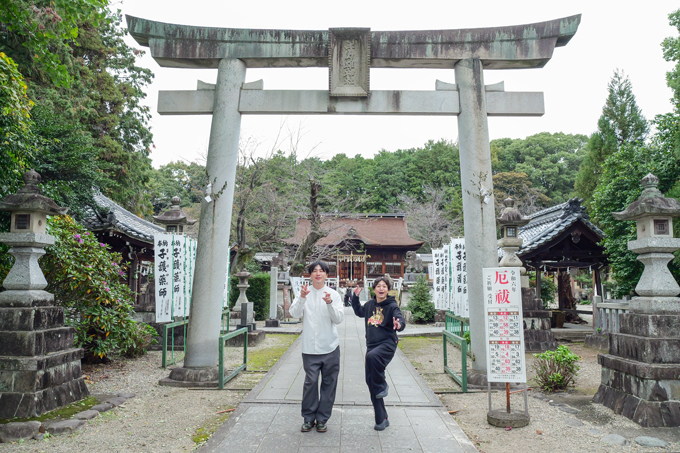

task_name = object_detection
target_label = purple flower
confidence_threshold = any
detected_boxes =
[74,234,81,239]
[119,270,124,275]
[100,243,106,247]
[78,239,84,244]
[105,288,110,292]
[85,232,90,235]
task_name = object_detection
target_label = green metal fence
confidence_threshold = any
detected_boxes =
[443,330,468,392]
[218,327,248,389]
[445,311,470,338]
[161,308,231,368]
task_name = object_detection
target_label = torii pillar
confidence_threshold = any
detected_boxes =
[126,15,581,386]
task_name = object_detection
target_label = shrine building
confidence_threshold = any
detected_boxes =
[283,214,424,282]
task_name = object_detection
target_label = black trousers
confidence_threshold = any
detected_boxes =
[365,341,397,424]
[301,346,340,424]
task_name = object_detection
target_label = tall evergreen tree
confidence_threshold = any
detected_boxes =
[575,70,649,207]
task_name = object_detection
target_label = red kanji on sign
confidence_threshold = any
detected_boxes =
[495,270,508,285]
[495,289,510,304]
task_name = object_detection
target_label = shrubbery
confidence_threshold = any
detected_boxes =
[228,272,270,321]
[42,216,156,362]
[406,275,435,323]
[532,345,580,392]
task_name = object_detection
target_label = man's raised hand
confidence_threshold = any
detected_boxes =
[353,286,362,297]
[393,317,401,331]
[323,292,332,305]
[300,283,310,298]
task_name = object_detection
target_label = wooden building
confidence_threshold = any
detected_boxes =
[81,192,164,311]
[283,214,424,281]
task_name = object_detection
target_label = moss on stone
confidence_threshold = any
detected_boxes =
[0,396,100,424]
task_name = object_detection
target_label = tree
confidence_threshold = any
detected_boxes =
[0,0,107,88]
[0,52,34,199]
[290,179,326,277]
[148,160,206,215]
[492,171,551,215]
[406,275,435,323]
[42,216,157,362]
[575,70,649,207]
[30,105,111,219]
[395,186,462,252]
[590,10,680,297]
[492,133,588,203]
[2,3,155,215]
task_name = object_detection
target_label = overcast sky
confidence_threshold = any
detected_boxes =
[117,0,679,168]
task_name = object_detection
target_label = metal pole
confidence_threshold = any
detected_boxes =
[506,382,511,413]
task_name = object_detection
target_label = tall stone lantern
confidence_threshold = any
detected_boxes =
[153,196,196,233]
[594,173,680,427]
[497,197,530,278]
[497,197,556,352]
[0,170,89,418]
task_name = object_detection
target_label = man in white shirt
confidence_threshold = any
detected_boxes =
[289,261,344,433]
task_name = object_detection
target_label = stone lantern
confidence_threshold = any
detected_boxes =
[594,173,680,427]
[153,196,196,233]
[497,197,556,352]
[0,170,89,418]
[497,197,530,277]
[234,269,256,331]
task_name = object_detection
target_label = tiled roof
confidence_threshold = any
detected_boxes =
[81,192,164,244]
[498,198,604,259]
[283,215,424,249]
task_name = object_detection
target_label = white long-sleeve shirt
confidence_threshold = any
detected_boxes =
[289,284,344,354]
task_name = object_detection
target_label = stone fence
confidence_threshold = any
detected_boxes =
[585,296,630,350]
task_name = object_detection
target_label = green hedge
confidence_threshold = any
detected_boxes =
[228,273,270,321]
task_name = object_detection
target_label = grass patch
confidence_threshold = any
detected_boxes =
[247,334,298,371]
[398,336,440,351]
[192,410,234,445]
[0,396,100,424]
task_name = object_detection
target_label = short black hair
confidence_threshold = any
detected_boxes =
[372,277,392,291]
[307,261,330,274]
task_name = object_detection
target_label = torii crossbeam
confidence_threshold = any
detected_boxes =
[126,14,580,387]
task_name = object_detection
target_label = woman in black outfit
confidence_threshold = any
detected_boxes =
[351,277,406,430]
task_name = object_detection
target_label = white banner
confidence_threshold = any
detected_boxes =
[154,234,197,322]
[483,267,526,383]
[431,249,447,309]
[450,238,468,317]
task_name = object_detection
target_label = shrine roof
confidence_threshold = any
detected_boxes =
[81,193,164,245]
[283,215,424,250]
[498,198,604,260]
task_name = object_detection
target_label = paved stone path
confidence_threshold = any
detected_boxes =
[202,307,477,453]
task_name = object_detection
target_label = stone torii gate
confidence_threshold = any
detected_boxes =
[126,15,580,386]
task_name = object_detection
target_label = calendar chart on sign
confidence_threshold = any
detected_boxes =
[483,268,527,383]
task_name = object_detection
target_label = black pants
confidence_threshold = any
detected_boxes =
[301,346,340,424]
[365,341,397,424]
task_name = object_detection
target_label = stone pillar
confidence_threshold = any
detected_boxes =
[594,174,680,427]
[0,170,88,417]
[165,59,245,384]
[266,267,279,327]
[455,58,498,382]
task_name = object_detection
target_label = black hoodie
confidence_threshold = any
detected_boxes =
[351,294,406,348]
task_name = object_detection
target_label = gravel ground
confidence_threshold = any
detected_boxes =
[1,334,296,453]
[398,337,680,452]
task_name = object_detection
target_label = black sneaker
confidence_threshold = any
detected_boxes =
[301,421,315,432]
[374,418,390,431]
[316,422,328,433]
[376,384,389,399]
